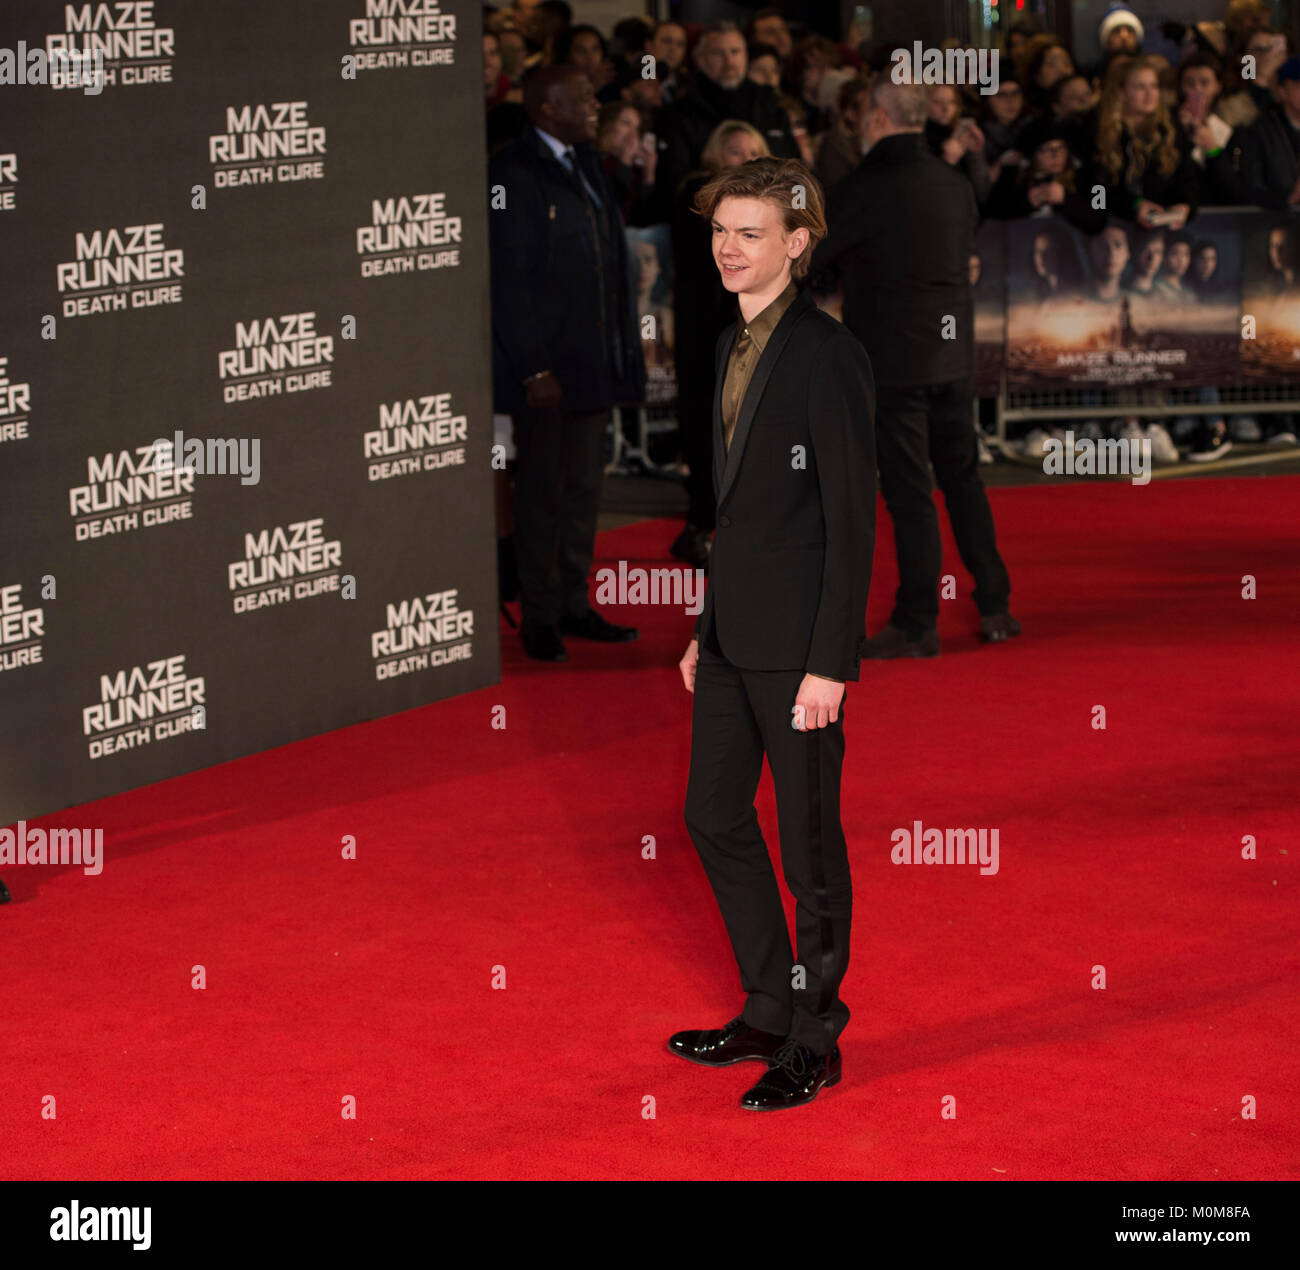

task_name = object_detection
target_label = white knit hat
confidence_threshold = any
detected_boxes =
[1099,5,1145,48]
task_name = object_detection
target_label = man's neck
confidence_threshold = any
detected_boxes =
[738,272,791,323]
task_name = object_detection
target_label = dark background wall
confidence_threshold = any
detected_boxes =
[0,0,498,826]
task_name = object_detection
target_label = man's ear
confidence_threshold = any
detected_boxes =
[788,227,810,260]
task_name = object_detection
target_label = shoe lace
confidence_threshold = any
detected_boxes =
[771,1038,810,1077]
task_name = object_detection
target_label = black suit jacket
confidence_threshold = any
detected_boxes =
[487,122,645,414]
[692,286,876,682]
[811,132,976,388]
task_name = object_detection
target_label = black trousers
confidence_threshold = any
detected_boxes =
[876,377,1010,633]
[683,623,852,1055]
[511,403,608,627]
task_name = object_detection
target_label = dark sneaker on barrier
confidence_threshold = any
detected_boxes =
[980,613,1022,642]
[668,1015,786,1067]
[862,624,940,659]
[740,1039,842,1110]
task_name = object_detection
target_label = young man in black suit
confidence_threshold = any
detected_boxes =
[670,157,876,1111]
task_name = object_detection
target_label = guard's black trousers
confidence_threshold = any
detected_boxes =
[876,376,1011,633]
[683,624,852,1056]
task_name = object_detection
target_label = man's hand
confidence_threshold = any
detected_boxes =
[525,370,563,409]
[680,637,699,693]
[792,673,844,730]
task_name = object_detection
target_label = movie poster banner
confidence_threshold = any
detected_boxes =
[1240,212,1300,381]
[1004,211,1242,390]
[626,223,676,404]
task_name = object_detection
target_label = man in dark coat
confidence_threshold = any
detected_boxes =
[488,66,646,661]
[812,78,1018,656]
[652,23,797,215]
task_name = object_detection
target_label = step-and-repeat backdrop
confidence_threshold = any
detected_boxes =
[0,1,496,826]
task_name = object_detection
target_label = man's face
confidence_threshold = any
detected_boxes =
[989,81,1023,124]
[570,32,605,80]
[753,16,792,59]
[1033,138,1069,175]
[1164,241,1191,277]
[1136,237,1165,275]
[1106,24,1140,56]
[1194,246,1218,280]
[484,35,501,87]
[1091,226,1130,279]
[699,32,747,89]
[1181,66,1220,105]
[711,195,804,296]
[649,23,686,71]
[1056,75,1096,116]
[749,53,780,88]
[543,73,598,146]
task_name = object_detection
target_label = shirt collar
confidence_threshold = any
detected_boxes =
[534,126,571,163]
[740,279,799,354]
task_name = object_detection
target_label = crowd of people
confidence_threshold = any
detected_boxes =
[482,1,1300,650]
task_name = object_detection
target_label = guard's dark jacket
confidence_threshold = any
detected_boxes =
[488,121,645,414]
[692,287,876,682]
[811,131,976,389]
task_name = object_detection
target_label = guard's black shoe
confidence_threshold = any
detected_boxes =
[520,622,567,661]
[557,610,639,642]
[667,1015,786,1067]
[862,624,940,659]
[979,612,1022,642]
[740,1039,841,1110]
[670,525,711,570]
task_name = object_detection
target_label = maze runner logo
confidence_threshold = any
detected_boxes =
[0,582,44,674]
[364,391,467,480]
[69,444,195,540]
[56,222,183,317]
[0,43,104,95]
[357,193,461,276]
[228,518,343,613]
[347,0,457,71]
[371,589,473,679]
[0,152,17,211]
[82,654,205,759]
[219,312,333,403]
[0,355,31,443]
[48,1,176,88]
[210,101,326,188]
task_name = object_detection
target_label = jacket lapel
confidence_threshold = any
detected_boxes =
[715,289,811,511]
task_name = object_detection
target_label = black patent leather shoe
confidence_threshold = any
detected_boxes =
[739,1039,841,1110]
[520,621,567,661]
[557,610,639,642]
[667,1014,786,1067]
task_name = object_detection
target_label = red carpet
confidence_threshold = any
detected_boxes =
[2,476,1297,1180]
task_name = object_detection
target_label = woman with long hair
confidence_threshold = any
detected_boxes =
[1091,55,1198,228]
